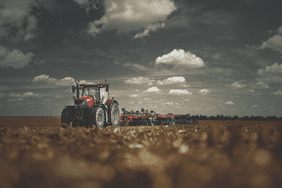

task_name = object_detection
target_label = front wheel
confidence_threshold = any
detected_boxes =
[61,108,73,128]
[89,107,105,128]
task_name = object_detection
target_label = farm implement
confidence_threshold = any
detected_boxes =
[119,108,199,126]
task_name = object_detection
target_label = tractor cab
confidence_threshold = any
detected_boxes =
[72,80,109,106]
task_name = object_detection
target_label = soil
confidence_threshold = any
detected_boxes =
[0,118,281,188]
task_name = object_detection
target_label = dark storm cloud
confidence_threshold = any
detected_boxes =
[30,0,105,28]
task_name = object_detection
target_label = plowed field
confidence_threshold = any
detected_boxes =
[0,118,281,188]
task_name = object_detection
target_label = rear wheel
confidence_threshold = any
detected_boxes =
[109,102,120,127]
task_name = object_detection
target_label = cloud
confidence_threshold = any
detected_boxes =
[258,63,282,74]
[225,101,234,105]
[230,80,248,88]
[8,91,38,101]
[155,49,205,68]
[33,74,76,86]
[0,45,35,69]
[73,0,101,14]
[130,94,138,97]
[0,85,10,91]
[33,59,47,66]
[124,76,155,85]
[87,0,176,36]
[247,89,255,93]
[256,63,282,83]
[134,22,165,39]
[0,5,38,41]
[114,61,148,70]
[0,93,4,98]
[124,63,148,70]
[155,76,186,85]
[56,77,76,86]
[168,89,192,95]
[249,81,269,89]
[199,89,210,95]
[22,92,38,97]
[164,102,173,105]
[252,105,258,107]
[9,93,22,98]
[143,87,162,94]
[273,90,282,96]
[260,35,282,53]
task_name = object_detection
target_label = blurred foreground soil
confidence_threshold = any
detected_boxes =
[0,119,282,188]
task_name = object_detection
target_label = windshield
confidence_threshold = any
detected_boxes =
[82,87,98,97]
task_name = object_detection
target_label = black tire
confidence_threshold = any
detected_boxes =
[61,108,72,128]
[88,107,105,128]
[108,102,120,127]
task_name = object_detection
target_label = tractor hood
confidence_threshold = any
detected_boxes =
[74,97,94,107]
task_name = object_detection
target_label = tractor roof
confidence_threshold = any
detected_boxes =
[80,83,108,88]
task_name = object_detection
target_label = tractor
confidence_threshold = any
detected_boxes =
[61,80,120,128]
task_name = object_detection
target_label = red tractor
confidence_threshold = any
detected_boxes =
[61,80,120,128]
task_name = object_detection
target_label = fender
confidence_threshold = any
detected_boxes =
[107,99,119,110]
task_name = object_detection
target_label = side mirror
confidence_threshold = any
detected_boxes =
[72,86,75,93]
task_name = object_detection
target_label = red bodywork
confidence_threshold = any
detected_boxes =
[78,97,113,108]
[80,97,94,106]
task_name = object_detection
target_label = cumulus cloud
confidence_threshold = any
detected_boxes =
[199,89,210,95]
[33,59,47,66]
[134,22,165,38]
[168,89,192,95]
[56,77,76,86]
[273,90,282,96]
[22,92,38,97]
[260,34,282,53]
[130,94,138,97]
[256,63,282,83]
[230,80,248,88]
[124,76,155,85]
[155,49,205,68]
[225,101,234,105]
[33,74,76,86]
[0,85,10,92]
[87,0,176,36]
[143,87,162,94]
[247,89,255,93]
[0,45,34,69]
[8,91,38,101]
[155,76,186,85]
[258,63,282,74]
[252,105,258,107]
[249,81,269,89]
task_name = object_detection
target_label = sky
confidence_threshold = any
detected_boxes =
[0,0,282,117]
